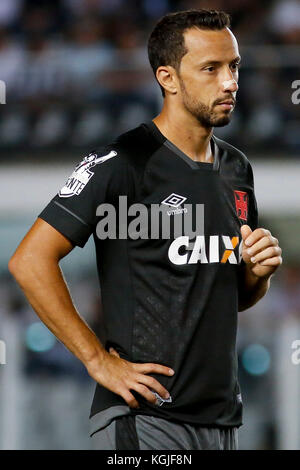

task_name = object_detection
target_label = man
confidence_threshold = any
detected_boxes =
[9,10,282,450]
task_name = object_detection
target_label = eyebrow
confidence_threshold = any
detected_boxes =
[198,56,242,66]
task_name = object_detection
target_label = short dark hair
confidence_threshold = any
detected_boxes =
[148,9,231,96]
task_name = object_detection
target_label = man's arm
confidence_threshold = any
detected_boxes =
[238,225,282,312]
[8,218,174,408]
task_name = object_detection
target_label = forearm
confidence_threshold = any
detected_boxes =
[238,263,271,312]
[9,256,105,367]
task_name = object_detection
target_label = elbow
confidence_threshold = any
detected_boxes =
[8,253,22,280]
[8,251,32,283]
[8,253,17,276]
[9,247,57,285]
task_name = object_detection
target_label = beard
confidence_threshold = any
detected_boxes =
[178,77,234,128]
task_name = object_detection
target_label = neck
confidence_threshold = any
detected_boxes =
[153,101,214,163]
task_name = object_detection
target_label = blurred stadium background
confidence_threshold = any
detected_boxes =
[0,0,300,450]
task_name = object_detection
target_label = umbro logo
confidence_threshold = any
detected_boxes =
[161,193,187,216]
[161,193,187,208]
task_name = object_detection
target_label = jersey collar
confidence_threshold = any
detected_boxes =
[145,121,220,172]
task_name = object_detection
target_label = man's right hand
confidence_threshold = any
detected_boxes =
[86,348,174,409]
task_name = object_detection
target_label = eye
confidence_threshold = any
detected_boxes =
[204,66,215,72]
[231,62,241,71]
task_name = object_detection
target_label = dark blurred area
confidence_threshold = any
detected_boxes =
[0,0,299,157]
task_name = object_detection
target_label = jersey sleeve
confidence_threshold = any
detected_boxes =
[38,147,127,248]
[247,162,259,231]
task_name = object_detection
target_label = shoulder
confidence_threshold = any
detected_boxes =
[110,123,162,171]
[213,135,249,164]
[88,123,161,174]
[69,123,159,199]
[213,135,254,184]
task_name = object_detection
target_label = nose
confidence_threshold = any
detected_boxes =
[222,77,238,93]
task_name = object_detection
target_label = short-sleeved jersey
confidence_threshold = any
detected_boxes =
[39,121,258,434]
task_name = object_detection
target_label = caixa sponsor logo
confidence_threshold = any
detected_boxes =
[168,235,242,265]
[0,340,6,365]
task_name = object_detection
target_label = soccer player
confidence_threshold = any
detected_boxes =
[9,10,282,450]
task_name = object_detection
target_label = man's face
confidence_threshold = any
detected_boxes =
[176,27,240,127]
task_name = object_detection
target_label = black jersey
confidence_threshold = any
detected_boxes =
[39,121,258,433]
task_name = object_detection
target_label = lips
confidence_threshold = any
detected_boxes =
[216,100,235,111]
[217,100,235,106]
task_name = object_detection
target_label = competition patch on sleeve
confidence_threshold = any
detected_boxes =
[59,150,117,198]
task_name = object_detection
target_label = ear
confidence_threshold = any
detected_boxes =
[156,65,178,95]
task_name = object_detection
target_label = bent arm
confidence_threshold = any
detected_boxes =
[238,263,271,312]
[8,218,174,408]
[238,225,282,312]
[8,217,105,366]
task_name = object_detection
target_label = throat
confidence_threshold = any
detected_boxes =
[192,140,214,163]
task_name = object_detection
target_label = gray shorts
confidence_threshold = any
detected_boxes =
[90,413,238,450]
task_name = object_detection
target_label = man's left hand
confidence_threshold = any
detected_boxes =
[241,225,282,279]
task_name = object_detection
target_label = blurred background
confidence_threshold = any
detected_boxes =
[0,0,300,450]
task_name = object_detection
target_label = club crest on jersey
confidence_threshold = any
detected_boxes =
[233,190,248,221]
[59,150,117,198]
